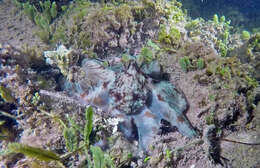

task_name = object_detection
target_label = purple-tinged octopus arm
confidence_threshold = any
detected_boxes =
[149,81,196,137]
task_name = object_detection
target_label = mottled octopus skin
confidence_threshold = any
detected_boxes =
[64,59,196,150]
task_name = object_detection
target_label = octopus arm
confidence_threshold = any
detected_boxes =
[133,107,161,150]
[149,81,196,137]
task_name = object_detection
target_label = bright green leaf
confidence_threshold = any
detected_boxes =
[90,146,105,168]
[84,107,94,145]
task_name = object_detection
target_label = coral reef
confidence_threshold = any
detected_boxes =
[0,0,260,167]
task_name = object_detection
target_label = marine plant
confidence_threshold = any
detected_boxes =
[7,143,61,162]
[143,156,151,163]
[31,92,40,106]
[35,30,51,44]
[166,148,171,157]
[213,14,219,25]
[22,1,37,21]
[196,58,205,70]
[46,0,186,55]
[178,54,206,72]
[216,40,228,57]
[179,56,191,72]
[247,33,260,57]
[158,24,181,47]
[185,18,200,30]
[14,0,59,43]
[1,107,115,167]
[44,45,79,78]
[20,0,58,25]
[147,39,160,51]
[139,47,154,64]
[84,106,93,147]
[135,40,160,65]
[208,14,232,57]
[222,30,229,44]
[220,15,225,23]
[244,75,258,89]
[216,64,231,79]
[241,30,251,41]
[205,112,215,125]
[0,85,15,103]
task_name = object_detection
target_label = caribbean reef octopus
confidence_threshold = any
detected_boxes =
[44,45,196,151]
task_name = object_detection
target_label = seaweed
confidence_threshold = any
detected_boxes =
[185,18,200,30]
[90,146,115,168]
[213,14,219,25]
[0,85,15,103]
[1,106,115,167]
[21,0,58,25]
[14,0,59,43]
[158,24,181,47]
[139,47,154,64]
[63,126,78,152]
[31,92,40,106]
[197,58,205,70]
[216,40,228,57]
[22,2,37,21]
[7,143,61,162]
[84,107,94,147]
[179,56,191,72]
[241,30,251,41]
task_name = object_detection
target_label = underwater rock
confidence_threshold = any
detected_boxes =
[45,46,197,151]
[234,33,260,80]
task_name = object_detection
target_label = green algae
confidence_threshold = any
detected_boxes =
[158,25,181,46]
[178,54,205,72]
[205,112,215,125]
[0,85,15,103]
[216,40,228,57]
[7,143,61,162]
[179,56,191,72]
[139,47,154,64]
[185,18,200,30]
[197,58,205,70]
[241,30,251,41]
[213,14,219,25]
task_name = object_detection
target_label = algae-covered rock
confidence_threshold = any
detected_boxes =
[221,130,260,168]
[235,33,260,80]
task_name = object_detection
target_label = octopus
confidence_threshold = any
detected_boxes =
[45,46,197,150]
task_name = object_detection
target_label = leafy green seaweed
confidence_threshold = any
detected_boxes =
[179,56,191,72]
[7,143,60,162]
[0,85,15,103]
[63,127,78,152]
[84,106,94,146]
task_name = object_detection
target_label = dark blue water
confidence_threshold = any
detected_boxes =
[180,0,260,31]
